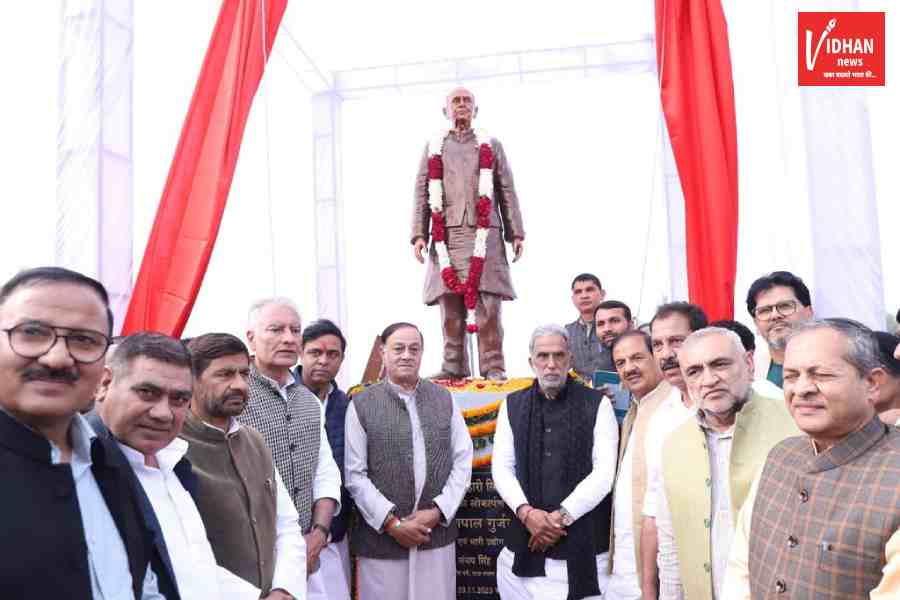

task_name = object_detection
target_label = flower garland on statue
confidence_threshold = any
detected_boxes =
[427,129,494,333]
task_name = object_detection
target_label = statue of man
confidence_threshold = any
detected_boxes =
[411,87,525,380]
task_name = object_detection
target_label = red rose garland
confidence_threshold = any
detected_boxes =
[427,131,494,333]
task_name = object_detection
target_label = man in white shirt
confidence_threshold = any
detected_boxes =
[640,302,707,599]
[345,322,473,600]
[95,331,263,599]
[183,333,306,600]
[606,330,668,600]
[239,297,342,600]
[493,324,618,600]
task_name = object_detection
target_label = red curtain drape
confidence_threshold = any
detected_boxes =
[655,0,738,320]
[122,0,287,336]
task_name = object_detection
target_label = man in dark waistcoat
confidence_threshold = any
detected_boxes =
[0,266,166,599]
[724,318,900,599]
[492,324,619,600]
[296,319,354,600]
[345,322,473,600]
[182,333,304,600]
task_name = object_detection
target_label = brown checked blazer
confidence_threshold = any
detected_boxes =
[749,417,900,599]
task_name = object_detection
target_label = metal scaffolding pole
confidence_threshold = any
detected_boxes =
[330,37,655,99]
[58,0,134,333]
[311,91,347,328]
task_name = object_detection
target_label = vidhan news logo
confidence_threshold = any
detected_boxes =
[798,12,885,86]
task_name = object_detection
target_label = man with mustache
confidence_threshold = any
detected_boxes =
[606,330,669,600]
[651,328,797,600]
[746,271,813,388]
[239,297,342,600]
[0,267,166,599]
[181,333,305,600]
[296,319,354,600]
[640,302,706,600]
[412,86,525,380]
[345,322,473,600]
[493,324,618,599]
[94,332,264,598]
[724,319,900,599]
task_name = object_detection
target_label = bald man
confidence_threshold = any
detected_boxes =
[412,87,525,380]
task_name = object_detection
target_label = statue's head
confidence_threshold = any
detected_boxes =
[443,87,477,127]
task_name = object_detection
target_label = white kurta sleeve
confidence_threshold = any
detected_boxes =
[344,402,397,532]
[642,410,666,518]
[560,396,619,522]
[722,467,760,600]
[216,565,262,599]
[432,399,474,526]
[491,399,530,513]
[312,417,342,515]
[871,526,900,600]
[271,467,306,600]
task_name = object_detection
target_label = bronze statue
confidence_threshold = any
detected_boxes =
[411,87,525,380]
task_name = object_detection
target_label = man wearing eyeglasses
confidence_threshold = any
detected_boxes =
[0,267,168,598]
[745,271,813,388]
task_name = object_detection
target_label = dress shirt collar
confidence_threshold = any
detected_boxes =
[257,367,296,392]
[118,436,189,474]
[201,416,242,436]
[696,405,742,437]
[387,377,419,400]
[49,412,97,471]
[698,419,736,438]
[577,317,594,335]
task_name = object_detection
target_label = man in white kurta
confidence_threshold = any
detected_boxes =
[641,385,697,600]
[120,436,268,599]
[95,332,283,599]
[345,323,473,600]
[492,325,618,600]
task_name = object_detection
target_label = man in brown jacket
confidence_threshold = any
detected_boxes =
[412,87,525,380]
[181,333,304,600]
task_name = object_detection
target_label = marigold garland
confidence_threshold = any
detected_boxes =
[467,420,497,438]
[462,399,503,419]
[472,454,493,469]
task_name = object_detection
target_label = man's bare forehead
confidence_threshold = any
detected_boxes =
[446,87,475,101]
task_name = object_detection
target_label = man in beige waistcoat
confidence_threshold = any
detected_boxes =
[181,333,305,600]
[606,330,669,600]
[412,87,525,380]
[651,327,798,600]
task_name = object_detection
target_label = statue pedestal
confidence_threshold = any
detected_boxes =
[434,377,533,600]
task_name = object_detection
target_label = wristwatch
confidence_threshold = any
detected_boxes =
[558,506,574,527]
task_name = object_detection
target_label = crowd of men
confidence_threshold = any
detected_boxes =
[0,265,898,600]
